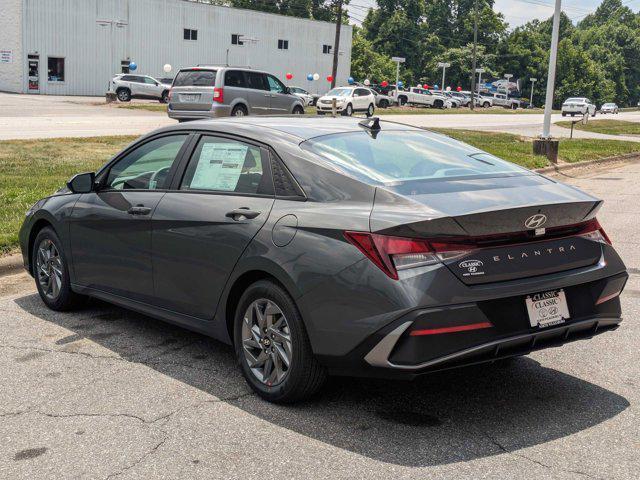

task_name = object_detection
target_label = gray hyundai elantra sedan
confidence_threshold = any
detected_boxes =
[20,116,628,403]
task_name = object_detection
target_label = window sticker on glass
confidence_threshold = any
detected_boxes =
[190,143,248,191]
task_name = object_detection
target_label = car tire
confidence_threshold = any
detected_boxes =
[32,227,85,311]
[342,104,353,116]
[398,97,407,106]
[292,105,304,115]
[511,103,517,110]
[380,100,388,108]
[562,112,566,117]
[160,91,169,104]
[116,88,131,102]
[316,111,325,115]
[483,102,491,108]
[231,104,248,117]
[234,280,327,403]
[366,103,375,117]
[592,110,596,118]
[434,100,444,109]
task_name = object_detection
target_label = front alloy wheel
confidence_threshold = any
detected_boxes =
[241,299,292,386]
[36,239,63,301]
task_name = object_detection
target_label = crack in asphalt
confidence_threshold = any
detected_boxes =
[483,431,605,480]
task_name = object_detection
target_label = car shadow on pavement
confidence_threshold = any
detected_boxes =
[15,294,630,468]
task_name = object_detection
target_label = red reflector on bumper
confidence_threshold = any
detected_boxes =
[410,322,493,336]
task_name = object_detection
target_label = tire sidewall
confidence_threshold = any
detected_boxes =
[32,227,75,311]
[367,104,375,117]
[117,89,131,102]
[231,105,247,117]
[233,280,312,402]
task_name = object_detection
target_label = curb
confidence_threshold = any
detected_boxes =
[534,152,640,174]
[0,253,23,278]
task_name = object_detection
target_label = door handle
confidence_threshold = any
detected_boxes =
[226,208,261,221]
[127,205,152,216]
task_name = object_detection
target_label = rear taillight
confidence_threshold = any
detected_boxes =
[345,218,611,280]
[213,87,224,103]
[344,232,474,280]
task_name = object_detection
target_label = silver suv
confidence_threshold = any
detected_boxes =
[109,74,172,103]
[168,66,305,120]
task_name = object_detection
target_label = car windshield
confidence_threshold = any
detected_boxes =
[301,130,525,184]
[603,103,615,107]
[565,98,585,103]
[326,88,352,97]
[173,70,217,87]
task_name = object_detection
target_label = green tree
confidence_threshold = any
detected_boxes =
[350,28,398,83]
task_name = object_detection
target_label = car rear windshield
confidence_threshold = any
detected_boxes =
[301,130,525,184]
[565,98,585,103]
[173,69,217,87]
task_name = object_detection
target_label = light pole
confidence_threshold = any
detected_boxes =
[529,78,537,108]
[543,0,562,139]
[438,62,450,92]
[392,56,405,99]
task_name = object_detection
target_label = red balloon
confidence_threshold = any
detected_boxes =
[285,72,293,80]
[456,86,462,92]
[326,75,333,82]
[424,84,430,89]
[380,80,389,87]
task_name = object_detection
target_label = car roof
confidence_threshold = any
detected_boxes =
[153,116,423,144]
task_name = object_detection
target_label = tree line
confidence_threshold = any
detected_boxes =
[193,0,640,107]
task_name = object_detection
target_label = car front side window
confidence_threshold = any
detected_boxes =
[267,75,285,94]
[105,135,188,190]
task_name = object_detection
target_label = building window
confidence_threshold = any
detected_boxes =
[121,60,130,74]
[47,57,65,82]
[231,34,244,46]
[277,39,289,50]
[184,28,198,41]
[322,44,332,54]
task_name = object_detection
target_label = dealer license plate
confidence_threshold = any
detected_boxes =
[180,94,200,102]
[525,289,570,328]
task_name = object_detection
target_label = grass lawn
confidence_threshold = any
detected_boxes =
[556,119,640,136]
[0,136,136,254]
[306,106,551,115]
[2,130,639,253]
[117,103,168,113]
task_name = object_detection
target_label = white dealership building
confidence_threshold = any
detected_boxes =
[0,0,352,96]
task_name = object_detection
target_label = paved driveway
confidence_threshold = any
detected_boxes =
[2,92,640,142]
[1,162,638,479]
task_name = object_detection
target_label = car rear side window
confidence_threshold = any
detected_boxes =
[245,72,267,91]
[173,70,217,87]
[181,136,270,195]
[225,70,247,88]
[301,130,525,184]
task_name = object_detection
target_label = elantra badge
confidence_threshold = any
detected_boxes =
[525,214,547,229]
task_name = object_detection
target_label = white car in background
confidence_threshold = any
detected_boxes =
[289,86,314,106]
[391,87,451,109]
[600,103,619,114]
[109,74,172,103]
[562,97,597,117]
[316,86,376,116]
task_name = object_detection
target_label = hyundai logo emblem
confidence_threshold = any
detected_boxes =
[525,214,547,229]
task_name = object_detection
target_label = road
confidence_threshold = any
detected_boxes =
[0,161,638,479]
[2,92,640,141]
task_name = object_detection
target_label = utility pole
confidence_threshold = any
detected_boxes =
[438,62,450,91]
[331,0,343,89]
[542,0,562,139]
[470,0,479,110]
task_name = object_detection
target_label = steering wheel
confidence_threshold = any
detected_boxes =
[149,166,171,188]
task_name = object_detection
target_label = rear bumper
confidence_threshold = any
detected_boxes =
[315,271,627,379]
[167,105,231,119]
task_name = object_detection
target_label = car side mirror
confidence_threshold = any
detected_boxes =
[67,172,95,194]
[284,87,291,95]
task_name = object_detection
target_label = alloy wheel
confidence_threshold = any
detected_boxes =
[241,299,292,386]
[36,238,63,300]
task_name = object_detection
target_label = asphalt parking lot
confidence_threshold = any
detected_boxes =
[2,92,639,142]
[0,160,638,479]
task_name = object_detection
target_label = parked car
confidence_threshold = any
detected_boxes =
[492,92,520,109]
[600,103,619,114]
[167,66,305,121]
[316,86,376,116]
[561,98,597,117]
[474,94,494,108]
[289,86,315,106]
[438,91,463,108]
[371,89,393,108]
[109,74,172,103]
[448,91,472,107]
[390,87,451,109]
[20,116,628,403]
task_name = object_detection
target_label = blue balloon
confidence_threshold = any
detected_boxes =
[348,76,355,85]
[307,74,313,81]
[129,62,137,71]
[397,80,404,88]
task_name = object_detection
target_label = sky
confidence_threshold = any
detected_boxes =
[346,0,635,29]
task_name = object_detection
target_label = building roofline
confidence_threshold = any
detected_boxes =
[180,0,353,30]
